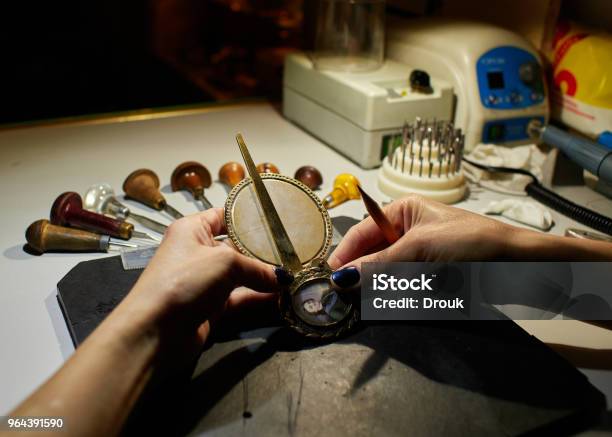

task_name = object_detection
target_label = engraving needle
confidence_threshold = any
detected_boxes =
[428,119,435,178]
[356,185,400,244]
[401,122,409,173]
[409,123,416,176]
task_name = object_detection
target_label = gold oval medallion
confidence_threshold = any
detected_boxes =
[225,173,332,266]
[224,173,358,339]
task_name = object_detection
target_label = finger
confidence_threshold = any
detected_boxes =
[328,196,423,269]
[229,252,280,294]
[196,207,227,237]
[339,232,421,270]
[328,216,387,269]
[162,208,227,247]
[330,266,361,291]
[196,320,211,344]
[225,288,278,313]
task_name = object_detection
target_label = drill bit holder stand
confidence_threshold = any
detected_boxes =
[378,119,467,204]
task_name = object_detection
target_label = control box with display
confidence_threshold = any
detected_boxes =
[388,19,549,150]
[283,53,454,168]
[477,46,545,110]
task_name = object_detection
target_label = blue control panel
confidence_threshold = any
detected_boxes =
[482,116,544,143]
[476,46,545,110]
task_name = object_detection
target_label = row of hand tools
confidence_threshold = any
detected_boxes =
[25,161,327,254]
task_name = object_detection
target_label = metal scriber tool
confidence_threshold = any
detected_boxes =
[84,183,168,235]
[51,192,160,242]
[236,133,303,273]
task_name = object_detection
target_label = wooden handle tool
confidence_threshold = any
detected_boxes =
[26,219,137,253]
[171,161,213,210]
[356,185,401,244]
[256,162,280,174]
[51,192,135,240]
[294,165,323,190]
[123,169,184,219]
[218,161,246,188]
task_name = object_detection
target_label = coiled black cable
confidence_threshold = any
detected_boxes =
[462,157,612,236]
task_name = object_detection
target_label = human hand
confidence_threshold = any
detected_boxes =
[328,195,518,272]
[118,208,279,356]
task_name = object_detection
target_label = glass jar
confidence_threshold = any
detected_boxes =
[313,0,385,72]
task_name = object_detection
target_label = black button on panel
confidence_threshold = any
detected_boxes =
[410,69,433,94]
[519,62,541,87]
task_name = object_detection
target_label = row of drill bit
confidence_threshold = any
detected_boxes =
[386,118,465,178]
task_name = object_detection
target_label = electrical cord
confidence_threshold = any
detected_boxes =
[462,157,612,236]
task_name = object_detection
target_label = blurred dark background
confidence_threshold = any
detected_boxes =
[1,0,604,125]
[0,0,310,124]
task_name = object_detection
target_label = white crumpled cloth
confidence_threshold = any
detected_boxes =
[463,144,547,195]
[482,199,554,231]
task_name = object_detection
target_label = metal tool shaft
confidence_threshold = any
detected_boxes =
[105,237,139,251]
[131,230,162,242]
[128,212,168,235]
[163,204,184,220]
[236,134,303,273]
[195,192,214,210]
[401,123,408,173]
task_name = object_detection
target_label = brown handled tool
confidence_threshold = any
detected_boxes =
[218,161,245,188]
[123,169,184,219]
[26,219,137,254]
[171,161,213,210]
[356,185,401,244]
[50,192,157,241]
[256,162,280,174]
[294,165,323,190]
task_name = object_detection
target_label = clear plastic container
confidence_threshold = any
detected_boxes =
[313,0,385,72]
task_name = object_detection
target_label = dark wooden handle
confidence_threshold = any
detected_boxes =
[123,169,166,210]
[26,219,104,253]
[50,192,132,239]
[171,161,212,195]
[294,166,323,190]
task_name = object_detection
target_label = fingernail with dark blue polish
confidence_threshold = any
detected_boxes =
[274,267,294,286]
[331,267,360,288]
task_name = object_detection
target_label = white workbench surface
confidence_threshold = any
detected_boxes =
[0,102,610,415]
